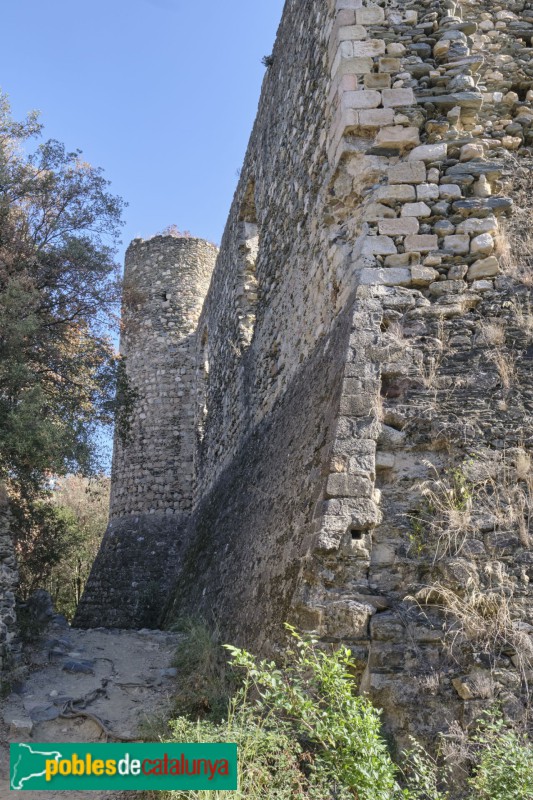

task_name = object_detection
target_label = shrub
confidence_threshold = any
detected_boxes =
[141,623,533,800]
[226,626,399,800]
[468,712,533,800]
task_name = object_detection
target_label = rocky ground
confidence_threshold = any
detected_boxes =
[0,615,182,799]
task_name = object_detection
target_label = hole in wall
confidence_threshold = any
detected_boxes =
[351,529,364,541]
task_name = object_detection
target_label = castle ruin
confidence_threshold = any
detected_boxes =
[75,0,533,748]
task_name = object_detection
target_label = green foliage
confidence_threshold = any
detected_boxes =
[114,357,139,443]
[11,494,76,601]
[400,739,450,800]
[163,710,310,800]
[48,475,109,618]
[11,475,109,619]
[468,712,533,800]
[226,625,399,800]
[145,626,533,800]
[446,468,473,513]
[169,618,237,723]
[398,710,533,800]
[0,89,127,494]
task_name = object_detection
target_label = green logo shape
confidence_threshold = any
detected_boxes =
[10,742,238,791]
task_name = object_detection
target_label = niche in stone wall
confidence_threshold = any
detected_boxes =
[236,181,260,349]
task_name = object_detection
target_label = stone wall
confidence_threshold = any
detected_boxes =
[110,236,218,519]
[0,485,18,678]
[287,0,533,749]
[79,0,533,752]
[74,237,217,627]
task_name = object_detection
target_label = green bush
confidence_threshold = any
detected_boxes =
[144,623,532,800]
[226,625,399,800]
[468,713,533,800]
[168,617,238,722]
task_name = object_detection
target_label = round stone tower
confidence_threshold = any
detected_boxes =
[74,235,217,629]
[110,235,218,519]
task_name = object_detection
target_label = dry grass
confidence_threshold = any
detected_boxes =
[498,160,533,287]
[409,462,474,561]
[489,348,516,391]
[409,583,533,674]
[410,450,532,560]
[477,320,506,347]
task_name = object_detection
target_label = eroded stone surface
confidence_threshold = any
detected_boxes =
[73,0,533,757]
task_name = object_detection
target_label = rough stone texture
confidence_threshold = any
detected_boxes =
[78,0,533,755]
[0,484,19,677]
[75,238,217,627]
[109,236,218,519]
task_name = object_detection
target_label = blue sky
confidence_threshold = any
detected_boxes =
[0,0,285,259]
[1,0,285,470]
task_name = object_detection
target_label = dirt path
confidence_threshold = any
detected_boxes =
[0,618,182,799]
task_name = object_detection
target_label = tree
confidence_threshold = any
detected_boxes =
[50,474,110,617]
[0,90,126,494]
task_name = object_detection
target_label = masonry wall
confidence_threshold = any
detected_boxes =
[79,0,533,754]
[74,237,218,628]
[110,236,218,519]
[174,0,533,748]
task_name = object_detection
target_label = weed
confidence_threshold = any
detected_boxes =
[167,617,237,722]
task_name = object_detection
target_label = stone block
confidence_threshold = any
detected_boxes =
[363,203,396,221]
[336,0,364,8]
[429,280,466,296]
[337,24,368,41]
[358,108,395,128]
[371,543,396,566]
[385,252,419,266]
[326,473,373,498]
[448,264,468,279]
[381,88,415,107]
[470,233,494,255]
[351,498,382,528]
[401,202,431,218]
[404,234,438,252]
[460,142,485,161]
[9,718,33,739]
[408,143,447,162]
[342,90,382,109]
[387,42,406,57]
[356,5,385,24]
[352,40,386,57]
[340,394,375,415]
[416,183,439,201]
[364,73,391,89]
[375,184,416,204]
[456,216,498,235]
[358,268,412,286]
[471,279,493,291]
[411,265,439,286]
[443,235,470,254]
[467,256,500,280]
[439,183,462,201]
[376,451,395,469]
[361,236,397,255]
[374,126,420,152]
[388,161,426,185]
[334,56,375,77]
[378,57,401,73]
[378,217,419,235]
